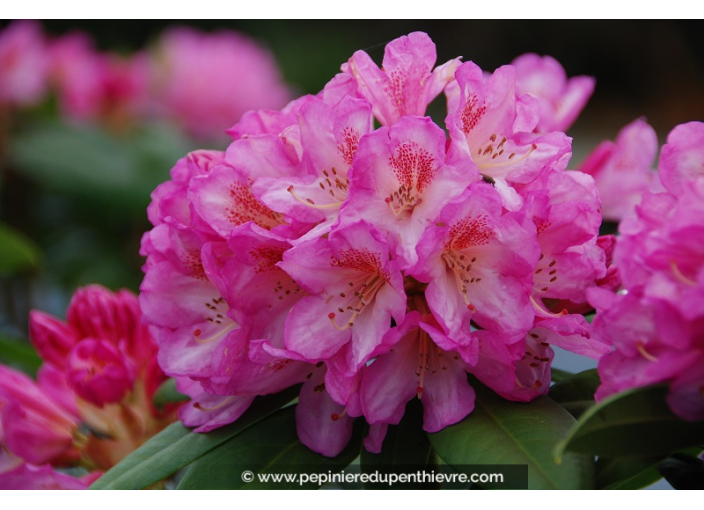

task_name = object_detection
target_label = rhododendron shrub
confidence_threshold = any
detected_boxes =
[0,285,178,490]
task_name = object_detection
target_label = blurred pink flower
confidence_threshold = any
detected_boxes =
[49,32,149,127]
[0,20,48,107]
[150,26,291,140]
[579,118,661,222]
[0,365,79,466]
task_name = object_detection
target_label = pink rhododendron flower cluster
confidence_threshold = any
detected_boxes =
[589,121,704,421]
[0,285,177,489]
[0,21,291,139]
[140,32,611,457]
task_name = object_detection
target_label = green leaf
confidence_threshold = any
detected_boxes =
[177,406,362,489]
[90,387,299,490]
[658,452,704,490]
[0,334,42,376]
[152,378,189,408]
[550,367,574,383]
[360,398,434,489]
[555,384,704,459]
[0,223,40,275]
[596,456,663,490]
[429,381,594,489]
[549,369,600,418]
[11,122,143,211]
[10,121,199,215]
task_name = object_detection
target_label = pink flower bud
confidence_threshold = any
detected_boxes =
[66,285,139,347]
[0,366,78,465]
[29,310,78,367]
[65,339,134,407]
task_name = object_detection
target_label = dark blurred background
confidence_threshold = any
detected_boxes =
[1,19,703,337]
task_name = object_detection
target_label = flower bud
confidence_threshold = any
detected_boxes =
[65,339,134,407]
[29,310,77,367]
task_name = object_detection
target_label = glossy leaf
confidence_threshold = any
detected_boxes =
[550,367,574,383]
[657,453,704,490]
[0,223,40,275]
[549,369,600,418]
[177,406,362,489]
[596,456,663,490]
[90,387,299,489]
[429,381,594,489]
[555,384,704,460]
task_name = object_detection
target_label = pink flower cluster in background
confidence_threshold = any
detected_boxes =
[579,118,663,222]
[0,285,176,489]
[0,21,291,140]
[589,122,704,421]
[140,32,611,457]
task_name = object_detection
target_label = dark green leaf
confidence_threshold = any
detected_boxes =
[549,369,600,418]
[153,378,189,408]
[658,453,704,490]
[90,387,299,489]
[550,368,575,383]
[0,334,42,376]
[429,381,594,489]
[555,384,704,459]
[0,223,40,275]
[360,398,434,489]
[596,456,663,490]
[177,406,362,489]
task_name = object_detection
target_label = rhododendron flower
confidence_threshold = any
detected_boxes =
[0,285,178,489]
[511,53,595,133]
[446,61,572,186]
[281,221,406,375]
[0,20,48,107]
[360,311,476,434]
[253,96,373,239]
[140,32,609,457]
[346,31,460,126]
[409,182,540,339]
[579,118,660,222]
[150,26,291,140]
[590,122,704,422]
[515,165,605,313]
[341,116,476,266]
